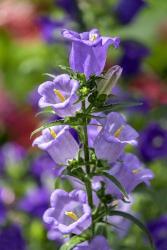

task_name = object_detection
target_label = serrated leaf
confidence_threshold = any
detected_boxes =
[96,171,129,199]
[108,210,154,249]
[60,235,87,250]
[30,120,64,138]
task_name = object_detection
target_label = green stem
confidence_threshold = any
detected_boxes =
[82,100,94,235]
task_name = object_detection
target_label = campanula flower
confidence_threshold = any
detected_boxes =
[93,153,154,198]
[33,125,79,165]
[94,112,138,163]
[114,0,147,25]
[74,235,111,250]
[138,123,167,162]
[43,189,91,234]
[62,29,120,78]
[38,74,81,117]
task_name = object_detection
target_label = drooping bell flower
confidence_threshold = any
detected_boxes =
[62,29,120,79]
[74,235,112,250]
[38,74,81,117]
[114,0,147,25]
[93,153,154,198]
[147,215,167,250]
[43,189,91,234]
[94,112,138,163]
[33,125,79,166]
[97,65,123,96]
[138,123,167,162]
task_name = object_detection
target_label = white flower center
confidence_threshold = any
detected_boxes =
[89,33,98,42]
[152,136,164,148]
[65,211,79,221]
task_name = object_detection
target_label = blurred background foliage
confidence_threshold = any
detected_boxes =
[0,0,167,250]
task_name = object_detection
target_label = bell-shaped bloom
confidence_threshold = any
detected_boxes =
[38,74,81,117]
[43,189,91,235]
[62,29,120,78]
[93,153,154,198]
[138,123,167,162]
[97,65,123,96]
[33,125,79,165]
[114,0,147,25]
[74,235,112,250]
[94,112,138,163]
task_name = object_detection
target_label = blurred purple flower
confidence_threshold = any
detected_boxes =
[62,29,120,78]
[0,189,6,225]
[47,228,69,245]
[31,152,63,180]
[148,215,167,250]
[1,142,26,167]
[94,112,138,163]
[138,123,167,162]
[38,74,81,117]
[27,87,41,111]
[0,224,26,250]
[43,189,91,234]
[56,0,78,20]
[19,187,50,218]
[33,125,79,165]
[93,153,154,198]
[39,16,68,44]
[114,0,147,25]
[119,40,150,76]
[74,235,111,250]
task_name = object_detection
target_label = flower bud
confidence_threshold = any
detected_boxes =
[97,65,122,96]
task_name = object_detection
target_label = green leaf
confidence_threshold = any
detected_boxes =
[93,101,142,113]
[35,110,56,117]
[96,171,129,199]
[60,235,87,250]
[30,120,64,138]
[108,210,154,249]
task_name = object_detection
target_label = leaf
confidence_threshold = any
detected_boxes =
[35,110,56,117]
[93,102,142,113]
[30,120,64,138]
[97,171,129,199]
[108,210,154,249]
[60,235,87,250]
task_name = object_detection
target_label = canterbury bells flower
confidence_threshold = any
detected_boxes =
[38,74,81,117]
[43,189,91,235]
[97,65,123,96]
[94,112,138,163]
[62,29,120,78]
[32,125,79,165]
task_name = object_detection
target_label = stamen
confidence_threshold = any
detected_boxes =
[49,128,57,139]
[89,33,98,42]
[114,125,124,138]
[65,211,79,221]
[54,89,65,102]
[132,168,141,174]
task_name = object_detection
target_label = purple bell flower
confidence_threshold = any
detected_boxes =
[47,228,69,245]
[74,235,111,250]
[38,74,81,117]
[114,0,147,25]
[43,189,91,234]
[138,123,167,162]
[33,125,79,165]
[94,112,138,163]
[93,153,154,198]
[0,224,26,250]
[19,187,50,218]
[147,215,167,250]
[119,40,150,76]
[62,29,120,79]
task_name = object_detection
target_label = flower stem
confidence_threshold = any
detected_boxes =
[82,100,94,235]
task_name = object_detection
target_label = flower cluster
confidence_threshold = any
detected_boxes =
[32,28,154,249]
